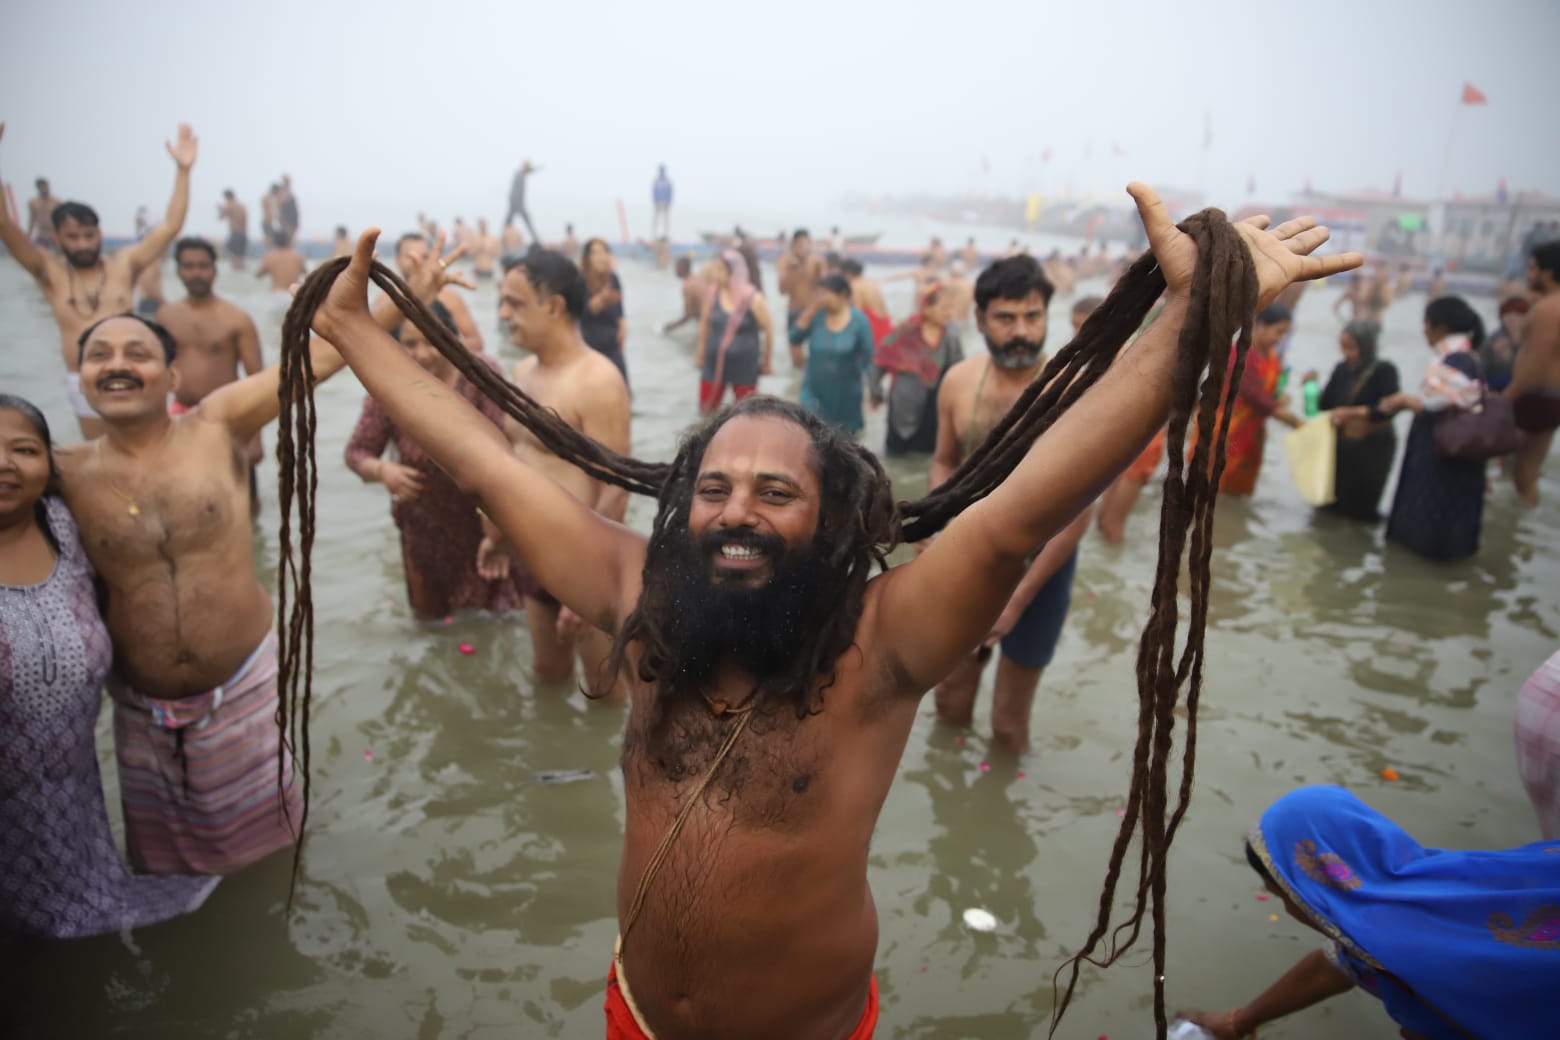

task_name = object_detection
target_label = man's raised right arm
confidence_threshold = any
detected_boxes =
[313,230,643,634]
[0,124,52,280]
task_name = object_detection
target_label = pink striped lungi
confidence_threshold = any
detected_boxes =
[1515,648,1560,840]
[109,634,301,874]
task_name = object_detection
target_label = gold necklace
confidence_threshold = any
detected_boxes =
[95,440,145,517]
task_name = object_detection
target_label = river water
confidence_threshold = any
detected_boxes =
[1,230,1554,1039]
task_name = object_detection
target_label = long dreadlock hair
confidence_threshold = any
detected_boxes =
[274,208,1259,1040]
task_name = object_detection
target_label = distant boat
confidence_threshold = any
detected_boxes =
[699,230,882,248]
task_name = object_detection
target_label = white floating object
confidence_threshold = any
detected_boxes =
[962,908,997,932]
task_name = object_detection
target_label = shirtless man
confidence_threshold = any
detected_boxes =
[217,189,248,269]
[472,218,500,279]
[156,237,264,505]
[0,121,197,438]
[309,192,1353,1039]
[560,222,580,259]
[840,258,892,346]
[926,235,949,272]
[332,225,352,258]
[944,260,975,327]
[1508,241,1560,505]
[260,183,281,241]
[501,220,524,258]
[255,230,307,292]
[662,255,705,334]
[777,228,826,335]
[930,255,1093,753]
[276,176,299,243]
[396,232,484,352]
[960,236,979,270]
[26,177,56,251]
[452,217,475,256]
[50,248,458,875]
[477,250,631,689]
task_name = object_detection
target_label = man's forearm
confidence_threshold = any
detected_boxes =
[993,296,1189,556]
[162,166,191,235]
[1005,509,1089,614]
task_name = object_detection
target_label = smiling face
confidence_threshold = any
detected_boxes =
[688,415,822,588]
[78,317,176,421]
[0,409,53,523]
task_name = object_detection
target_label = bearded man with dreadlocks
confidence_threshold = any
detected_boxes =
[295,185,1359,1040]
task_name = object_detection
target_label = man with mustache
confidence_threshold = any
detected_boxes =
[49,246,462,877]
[928,255,1094,754]
[304,189,1358,1039]
[156,237,265,510]
[0,122,198,438]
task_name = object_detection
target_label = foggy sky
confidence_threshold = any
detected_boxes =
[4,0,1558,240]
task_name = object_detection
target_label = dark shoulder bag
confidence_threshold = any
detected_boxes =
[1432,356,1519,460]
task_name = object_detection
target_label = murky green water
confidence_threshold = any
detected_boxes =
[1,246,1554,1039]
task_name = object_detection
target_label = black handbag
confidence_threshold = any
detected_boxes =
[1433,388,1519,459]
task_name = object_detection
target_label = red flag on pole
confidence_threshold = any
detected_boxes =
[1461,82,1488,105]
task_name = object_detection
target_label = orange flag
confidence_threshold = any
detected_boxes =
[1461,82,1488,105]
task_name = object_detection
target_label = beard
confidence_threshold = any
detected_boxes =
[183,278,213,298]
[65,246,102,269]
[652,526,839,694]
[985,333,1044,371]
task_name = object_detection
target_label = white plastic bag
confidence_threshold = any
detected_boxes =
[1283,414,1336,507]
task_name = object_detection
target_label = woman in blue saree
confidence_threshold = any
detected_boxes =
[1184,786,1559,1039]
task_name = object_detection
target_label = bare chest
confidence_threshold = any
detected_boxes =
[165,314,240,372]
[68,447,247,570]
[622,696,837,833]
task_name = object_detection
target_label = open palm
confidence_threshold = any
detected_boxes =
[1128,182,1362,309]
[166,123,199,169]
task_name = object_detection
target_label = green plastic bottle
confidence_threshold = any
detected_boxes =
[1302,377,1321,418]
[1276,367,1290,396]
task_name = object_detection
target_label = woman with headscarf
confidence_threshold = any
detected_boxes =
[1,395,218,938]
[870,281,963,456]
[1182,785,1558,1039]
[1311,319,1401,521]
[696,249,774,414]
[1379,296,1489,560]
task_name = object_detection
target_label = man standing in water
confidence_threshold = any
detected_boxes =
[929,255,1092,753]
[307,190,1355,1040]
[255,229,307,293]
[276,175,300,243]
[1509,241,1560,504]
[26,177,57,251]
[0,122,198,438]
[506,160,541,243]
[651,164,673,240]
[156,237,265,506]
[472,218,500,279]
[477,251,631,689]
[396,232,485,352]
[777,228,826,335]
[51,250,461,875]
[217,189,249,269]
